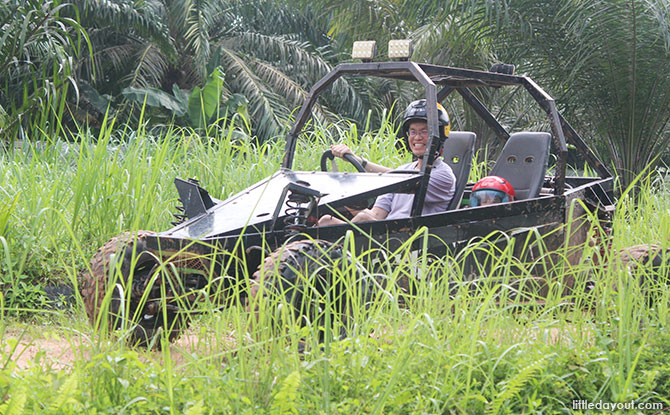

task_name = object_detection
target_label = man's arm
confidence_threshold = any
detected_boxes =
[318,206,389,226]
[330,144,391,173]
[352,206,389,222]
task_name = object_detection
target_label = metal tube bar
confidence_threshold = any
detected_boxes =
[457,88,510,142]
[521,77,568,194]
[407,62,439,217]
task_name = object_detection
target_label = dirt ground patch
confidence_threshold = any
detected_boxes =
[1,322,591,371]
[1,331,89,370]
[1,326,236,371]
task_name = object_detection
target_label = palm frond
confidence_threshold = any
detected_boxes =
[225,32,332,82]
[126,44,171,88]
[70,0,175,60]
[220,47,287,140]
[0,0,90,136]
[223,31,365,124]
[468,0,670,186]
[182,0,218,80]
[252,59,338,125]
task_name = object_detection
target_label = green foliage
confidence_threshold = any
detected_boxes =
[0,27,669,412]
[0,384,27,415]
[488,355,552,415]
[471,0,670,188]
[1,141,668,412]
[4,0,670,190]
[0,195,18,238]
[187,67,225,127]
[122,86,187,117]
[0,205,668,413]
[120,66,247,128]
[637,329,670,403]
[62,0,364,140]
[271,370,302,415]
[0,0,90,139]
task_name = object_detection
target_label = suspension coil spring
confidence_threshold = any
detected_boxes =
[283,191,313,234]
[171,198,187,226]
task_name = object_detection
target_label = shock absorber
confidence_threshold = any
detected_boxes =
[284,189,314,233]
[171,200,187,226]
[270,181,322,235]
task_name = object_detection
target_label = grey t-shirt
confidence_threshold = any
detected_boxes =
[374,158,455,220]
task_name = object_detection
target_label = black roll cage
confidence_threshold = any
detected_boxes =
[281,61,612,216]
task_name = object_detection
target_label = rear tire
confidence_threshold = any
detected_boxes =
[619,244,669,303]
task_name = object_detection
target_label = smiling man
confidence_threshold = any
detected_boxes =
[318,99,456,225]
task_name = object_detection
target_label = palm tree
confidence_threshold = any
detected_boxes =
[302,0,451,111]
[0,0,89,140]
[71,0,364,140]
[410,2,506,152]
[470,0,670,188]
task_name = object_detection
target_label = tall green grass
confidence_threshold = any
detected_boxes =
[0,119,669,414]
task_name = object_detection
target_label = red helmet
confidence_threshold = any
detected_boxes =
[470,176,516,207]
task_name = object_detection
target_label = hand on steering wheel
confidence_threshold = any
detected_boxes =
[320,146,366,172]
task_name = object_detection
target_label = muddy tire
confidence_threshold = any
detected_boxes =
[81,231,203,347]
[618,244,669,300]
[249,239,374,335]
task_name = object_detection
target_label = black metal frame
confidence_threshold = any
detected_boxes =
[281,61,612,198]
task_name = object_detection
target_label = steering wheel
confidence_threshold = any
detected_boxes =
[320,149,366,172]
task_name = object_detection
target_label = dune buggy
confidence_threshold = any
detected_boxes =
[81,55,615,346]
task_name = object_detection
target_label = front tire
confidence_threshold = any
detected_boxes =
[81,231,207,347]
[249,239,373,337]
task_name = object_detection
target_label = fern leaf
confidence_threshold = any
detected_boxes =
[487,354,552,415]
[48,373,78,411]
[271,370,302,415]
[185,399,206,415]
[2,384,27,415]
